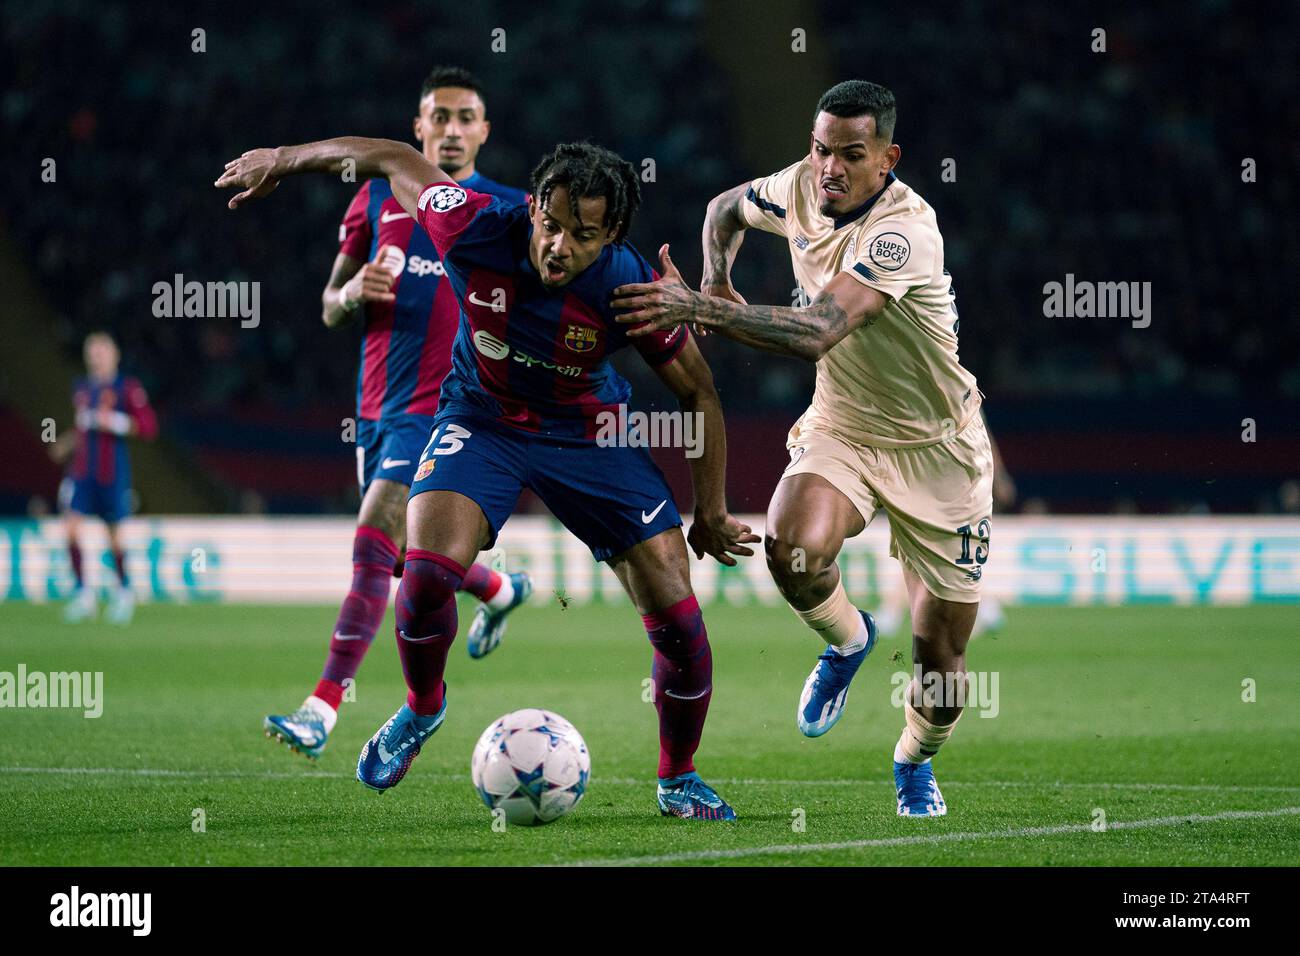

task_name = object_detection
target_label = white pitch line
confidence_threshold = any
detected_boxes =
[562,806,1300,867]
[0,766,339,780]
[2,767,1299,794]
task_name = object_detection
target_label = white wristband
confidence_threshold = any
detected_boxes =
[105,410,133,436]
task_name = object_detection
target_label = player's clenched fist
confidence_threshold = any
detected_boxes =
[342,245,400,308]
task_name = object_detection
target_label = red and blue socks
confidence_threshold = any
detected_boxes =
[68,542,84,590]
[112,548,129,588]
[394,550,464,716]
[312,526,505,717]
[644,595,713,780]
[315,527,400,711]
[66,543,129,591]
[461,562,513,608]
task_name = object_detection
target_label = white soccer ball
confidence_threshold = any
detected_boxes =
[470,708,591,826]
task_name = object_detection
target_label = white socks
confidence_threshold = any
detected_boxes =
[792,579,865,652]
[486,573,515,610]
[303,695,339,733]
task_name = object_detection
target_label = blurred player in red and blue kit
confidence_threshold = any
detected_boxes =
[264,68,532,760]
[221,130,760,819]
[53,331,158,625]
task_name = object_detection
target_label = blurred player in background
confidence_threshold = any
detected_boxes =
[51,331,158,625]
[264,67,531,761]
[220,134,758,819]
[615,80,992,818]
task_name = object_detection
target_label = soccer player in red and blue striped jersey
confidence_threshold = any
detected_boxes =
[55,332,158,625]
[220,134,759,818]
[264,68,530,760]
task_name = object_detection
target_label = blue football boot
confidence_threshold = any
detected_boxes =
[797,610,878,737]
[466,571,532,659]
[263,703,331,760]
[657,771,737,820]
[894,759,948,817]
[356,695,447,792]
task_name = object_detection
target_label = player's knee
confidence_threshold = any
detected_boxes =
[765,533,835,589]
[911,633,965,677]
[642,595,708,661]
[394,553,463,626]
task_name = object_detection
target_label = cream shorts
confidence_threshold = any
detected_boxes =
[783,413,994,603]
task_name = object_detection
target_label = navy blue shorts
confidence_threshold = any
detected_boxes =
[355,414,439,494]
[60,476,130,524]
[409,411,682,562]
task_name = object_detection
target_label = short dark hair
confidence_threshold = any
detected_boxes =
[815,80,896,142]
[420,65,486,113]
[529,143,641,243]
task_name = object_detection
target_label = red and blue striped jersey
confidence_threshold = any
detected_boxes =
[69,374,158,485]
[338,172,526,421]
[413,180,688,441]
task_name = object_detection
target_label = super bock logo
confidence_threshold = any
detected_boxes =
[563,324,598,353]
[868,232,910,272]
[418,184,467,213]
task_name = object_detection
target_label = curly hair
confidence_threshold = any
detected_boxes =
[529,142,641,243]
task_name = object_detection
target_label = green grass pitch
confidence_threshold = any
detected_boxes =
[1,599,1297,866]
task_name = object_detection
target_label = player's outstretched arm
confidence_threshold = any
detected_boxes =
[651,337,760,567]
[216,138,447,217]
[613,245,889,362]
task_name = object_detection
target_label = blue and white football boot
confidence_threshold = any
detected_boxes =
[466,571,532,659]
[356,695,447,792]
[63,587,97,624]
[106,585,135,626]
[264,698,333,760]
[797,610,878,737]
[894,759,947,817]
[657,771,737,820]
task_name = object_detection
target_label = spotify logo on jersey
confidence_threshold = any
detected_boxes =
[473,330,510,360]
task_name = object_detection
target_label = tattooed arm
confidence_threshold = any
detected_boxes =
[700,182,751,301]
[613,247,889,363]
[691,275,888,361]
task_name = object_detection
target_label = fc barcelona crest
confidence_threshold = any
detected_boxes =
[563,324,599,353]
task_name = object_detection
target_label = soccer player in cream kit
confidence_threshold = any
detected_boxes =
[616,80,994,817]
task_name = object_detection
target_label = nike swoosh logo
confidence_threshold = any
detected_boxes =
[333,632,363,642]
[664,687,710,700]
[283,722,321,743]
[380,211,412,223]
[467,291,498,309]
[641,500,668,524]
[381,458,410,469]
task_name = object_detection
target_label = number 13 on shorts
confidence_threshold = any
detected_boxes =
[955,516,991,570]
[414,422,472,480]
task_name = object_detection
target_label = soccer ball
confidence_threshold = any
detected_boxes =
[470,708,591,826]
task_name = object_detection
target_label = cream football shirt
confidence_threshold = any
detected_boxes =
[740,157,981,448]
